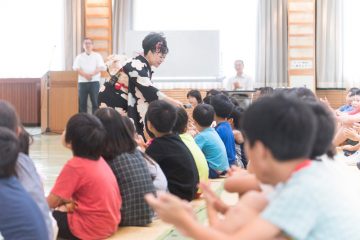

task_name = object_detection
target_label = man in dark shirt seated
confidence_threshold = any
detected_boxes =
[145,100,199,201]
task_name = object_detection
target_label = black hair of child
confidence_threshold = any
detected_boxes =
[173,107,189,134]
[65,113,106,160]
[95,108,137,161]
[241,94,317,161]
[0,127,20,178]
[193,104,215,128]
[147,100,177,133]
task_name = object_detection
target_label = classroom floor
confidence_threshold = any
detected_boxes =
[28,128,71,194]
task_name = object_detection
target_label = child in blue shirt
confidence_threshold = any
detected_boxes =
[210,94,236,166]
[193,104,229,178]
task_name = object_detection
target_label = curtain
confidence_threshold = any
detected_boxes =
[64,0,85,70]
[255,0,288,88]
[113,0,133,54]
[316,0,343,88]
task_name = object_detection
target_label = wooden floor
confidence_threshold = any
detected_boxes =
[29,129,71,194]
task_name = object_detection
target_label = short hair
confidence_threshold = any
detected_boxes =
[95,108,137,161]
[348,87,359,96]
[0,127,19,178]
[193,104,215,127]
[147,100,177,133]
[351,89,360,97]
[228,106,244,130]
[0,100,20,132]
[257,87,274,97]
[241,94,317,161]
[187,90,202,104]
[19,126,33,156]
[304,100,336,159]
[173,107,189,134]
[210,94,234,118]
[292,87,316,100]
[144,114,156,138]
[206,89,222,97]
[65,113,106,160]
[142,32,169,55]
[234,60,244,65]
[83,37,93,43]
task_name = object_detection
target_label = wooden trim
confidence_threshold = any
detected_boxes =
[86,3,108,7]
[86,14,109,18]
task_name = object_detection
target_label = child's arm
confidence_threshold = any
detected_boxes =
[224,167,261,195]
[233,130,244,144]
[47,193,76,212]
[145,192,281,240]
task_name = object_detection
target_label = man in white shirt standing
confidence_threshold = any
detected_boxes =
[73,38,106,113]
[226,60,253,90]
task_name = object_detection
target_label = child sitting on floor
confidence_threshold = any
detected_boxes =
[146,94,360,240]
[47,113,121,240]
[192,104,229,178]
[95,108,156,226]
[210,94,237,166]
[227,106,247,168]
[123,116,168,192]
[0,100,54,240]
[145,100,199,201]
[173,107,209,196]
[0,127,48,240]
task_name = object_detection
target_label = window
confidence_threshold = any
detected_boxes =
[0,0,64,77]
[343,0,360,86]
[133,0,258,79]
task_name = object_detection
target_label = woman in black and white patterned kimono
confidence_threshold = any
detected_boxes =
[98,32,182,137]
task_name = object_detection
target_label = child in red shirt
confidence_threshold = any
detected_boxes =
[47,113,121,240]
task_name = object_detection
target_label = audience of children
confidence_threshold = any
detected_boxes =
[145,100,199,201]
[210,94,237,166]
[192,104,229,178]
[0,100,55,240]
[3,84,360,240]
[337,87,358,113]
[187,89,203,107]
[0,127,48,240]
[173,107,209,195]
[146,93,360,240]
[47,113,121,239]
[95,108,156,226]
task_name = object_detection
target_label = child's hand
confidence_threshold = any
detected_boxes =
[341,144,360,152]
[199,181,229,214]
[343,128,360,141]
[145,192,195,236]
[227,165,248,177]
[65,201,77,213]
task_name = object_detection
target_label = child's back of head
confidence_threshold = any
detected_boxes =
[65,113,106,160]
[228,106,244,130]
[193,104,215,128]
[303,100,335,159]
[210,94,234,119]
[173,107,189,134]
[0,127,19,178]
[242,94,317,161]
[147,100,177,135]
[0,100,20,133]
[95,108,137,161]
